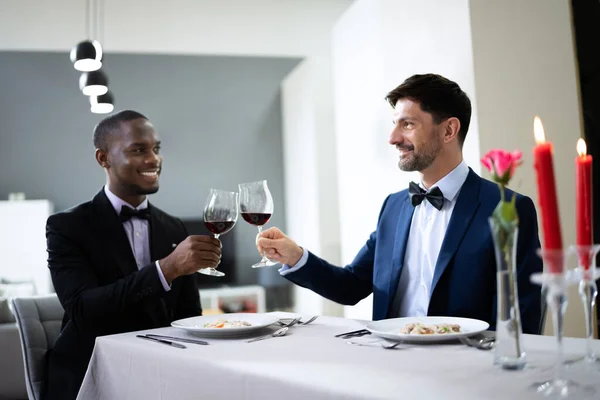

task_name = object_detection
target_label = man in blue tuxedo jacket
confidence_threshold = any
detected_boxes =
[258,74,543,334]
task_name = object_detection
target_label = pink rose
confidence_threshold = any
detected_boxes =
[481,149,523,185]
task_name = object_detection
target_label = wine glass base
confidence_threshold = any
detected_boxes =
[586,356,600,365]
[571,356,600,372]
[531,379,595,398]
[251,260,278,268]
[198,268,225,277]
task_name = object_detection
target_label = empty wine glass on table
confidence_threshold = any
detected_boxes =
[529,249,595,398]
[238,180,277,268]
[201,189,238,277]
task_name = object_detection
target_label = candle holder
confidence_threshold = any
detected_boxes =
[569,244,600,369]
[529,249,594,397]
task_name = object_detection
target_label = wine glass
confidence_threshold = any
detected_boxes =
[200,189,238,277]
[238,180,277,268]
[530,249,595,398]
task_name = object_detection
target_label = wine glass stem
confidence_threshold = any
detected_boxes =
[579,275,598,362]
[257,226,268,262]
[202,234,220,271]
[548,287,567,382]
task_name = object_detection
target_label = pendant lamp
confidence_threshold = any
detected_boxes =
[79,70,108,96]
[90,91,114,114]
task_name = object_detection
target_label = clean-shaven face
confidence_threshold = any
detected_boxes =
[106,118,163,196]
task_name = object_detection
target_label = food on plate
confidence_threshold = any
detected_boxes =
[399,322,461,335]
[202,319,252,328]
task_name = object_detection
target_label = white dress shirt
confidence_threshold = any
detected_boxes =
[104,186,171,292]
[280,161,469,318]
[390,160,469,317]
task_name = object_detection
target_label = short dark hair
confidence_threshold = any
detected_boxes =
[385,74,472,145]
[93,110,148,150]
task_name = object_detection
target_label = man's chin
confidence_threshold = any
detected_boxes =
[398,160,418,172]
[135,185,159,195]
[398,154,436,173]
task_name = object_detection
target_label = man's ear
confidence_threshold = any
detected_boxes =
[95,148,109,169]
[443,117,461,144]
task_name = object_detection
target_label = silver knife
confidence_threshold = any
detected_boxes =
[136,334,186,349]
[146,334,209,345]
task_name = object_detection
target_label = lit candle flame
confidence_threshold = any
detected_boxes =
[533,116,546,144]
[577,138,587,157]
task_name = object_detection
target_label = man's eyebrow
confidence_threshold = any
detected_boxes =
[127,141,161,147]
[393,116,420,122]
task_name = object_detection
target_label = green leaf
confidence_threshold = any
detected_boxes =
[492,200,519,229]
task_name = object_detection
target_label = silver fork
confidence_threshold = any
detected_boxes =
[277,317,300,327]
[247,327,289,343]
[347,339,402,349]
[460,336,495,350]
[381,341,402,349]
[278,316,317,326]
[298,316,318,325]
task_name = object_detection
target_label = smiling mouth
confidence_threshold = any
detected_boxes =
[139,170,160,179]
[398,148,413,157]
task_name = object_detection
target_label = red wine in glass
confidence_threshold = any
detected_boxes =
[204,220,236,236]
[238,180,277,268]
[200,189,239,277]
[241,213,271,226]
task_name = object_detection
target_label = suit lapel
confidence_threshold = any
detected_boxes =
[385,194,415,316]
[91,189,138,277]
[92,190,172,325]
[148,205,172,262]
[148,205,176,324]
[430,170,481,293]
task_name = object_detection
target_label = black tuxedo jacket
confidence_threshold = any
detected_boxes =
[44,189,200,400]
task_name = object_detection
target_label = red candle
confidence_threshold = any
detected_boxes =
[532,117,563,261]
[576,138,593,263]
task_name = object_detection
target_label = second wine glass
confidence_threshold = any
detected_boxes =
[239,180,277,268]
[201,189,238,277]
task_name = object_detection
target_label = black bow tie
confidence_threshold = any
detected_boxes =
[119,206,150,222]
[408,182,445,210]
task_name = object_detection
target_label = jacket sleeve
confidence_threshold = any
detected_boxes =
[283,195,392,305]
[171,219,202,320]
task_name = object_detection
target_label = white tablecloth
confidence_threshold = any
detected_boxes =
[77,313,600,400]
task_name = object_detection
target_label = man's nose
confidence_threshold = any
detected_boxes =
[146,152,161,166]
[389,126,403,145]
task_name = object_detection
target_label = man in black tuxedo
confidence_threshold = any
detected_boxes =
[44,110,221,400]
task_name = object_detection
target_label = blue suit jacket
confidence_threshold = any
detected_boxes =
[284,169,543,334]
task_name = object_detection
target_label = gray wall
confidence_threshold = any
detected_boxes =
[0,51,300,285]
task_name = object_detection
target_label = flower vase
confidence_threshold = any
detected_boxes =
[489,217,526,370]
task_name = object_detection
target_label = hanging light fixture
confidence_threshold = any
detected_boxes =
[79,70,108,96]
[70,0,103,71]
[72,0,114,114]
[90,91,114,114]
[70,40,102,72]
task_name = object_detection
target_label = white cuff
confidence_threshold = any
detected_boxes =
[155,260,172,292]
[279,248,309,276]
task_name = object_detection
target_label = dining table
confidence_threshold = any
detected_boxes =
[76,312,600,400]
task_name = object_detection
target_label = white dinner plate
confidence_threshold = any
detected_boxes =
[366,316,490,343]
[171,313,279,338]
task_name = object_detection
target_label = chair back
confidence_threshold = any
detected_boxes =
[12,295,63,400]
